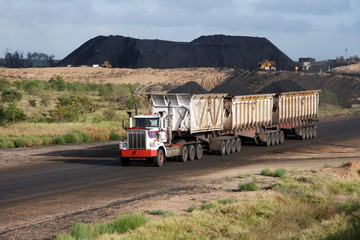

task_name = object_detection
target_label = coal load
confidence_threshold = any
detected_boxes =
[258,80,305,94]
[168,81,208,94]
[58,35,295,70]
[209,78,255,96]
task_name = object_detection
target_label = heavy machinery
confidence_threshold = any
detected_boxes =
[258,60,276,71]
[101,61,112,68]
[119,90,320,166]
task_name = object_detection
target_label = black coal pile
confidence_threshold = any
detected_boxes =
[258,80,305,94]
[58,35,295,70]
[209,78,255,96]
[167,81,208,94]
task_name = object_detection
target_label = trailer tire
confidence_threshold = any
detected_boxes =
[154,149,165,167]
[271,132,276,146]
[226,140,231,154]
[231,139,236,153]
[121,157,130,166]
[301,128,306,140]
[279,131,284,144]
[236,137,241,152]
[220,141,226,155]
[313,126,318,138]
[265,134,271,147]
[195,144,203,160]
[180,146,188,162]
[275,132,280,145]
[305,127,310,140]
[309,127,314,139]
[188,145,195,161]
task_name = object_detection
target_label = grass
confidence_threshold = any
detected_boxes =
[238,177,259,191]
[323,163,333,168]
[319,103,360,118]
[261,168,287,178]
[145,210,168,216]
[237,173,250,178]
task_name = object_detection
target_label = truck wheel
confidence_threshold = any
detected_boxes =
[231,139,236,153]
[265,134,271,147]
[313,126,317,138]
[275,132,280,145]
[226,140,231,154]
[180,146,188,162]
[188,145,195,161]
[154,149,165,167]
[271,132,276,146]
[220,141,226,155]
[121,157,130,166]
[305,127,310,140]
[195,144,203,160]
[279,131,284,144]
[301,128,306,140]
[309,127,314,139]
[236,137,241,152]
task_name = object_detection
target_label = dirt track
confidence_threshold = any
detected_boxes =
[0,115,359,240]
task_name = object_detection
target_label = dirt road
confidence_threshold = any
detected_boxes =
[0,115,359,239]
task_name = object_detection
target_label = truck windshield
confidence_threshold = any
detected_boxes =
[135,118,159,128]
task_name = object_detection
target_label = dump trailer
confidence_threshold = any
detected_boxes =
[119,90,320,166]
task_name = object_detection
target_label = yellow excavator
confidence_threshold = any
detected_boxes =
[258,60,276,71]
[101,61,112,68]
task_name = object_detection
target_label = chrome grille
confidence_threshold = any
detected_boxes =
[128,130,146,149]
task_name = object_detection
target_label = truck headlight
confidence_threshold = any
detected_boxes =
[149,142,156,148]
[119,141,127,150]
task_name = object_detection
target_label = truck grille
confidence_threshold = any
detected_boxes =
[128,131,146,149]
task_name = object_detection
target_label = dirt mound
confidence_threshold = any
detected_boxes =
[209,78,255,96]
[58,35,295,70]
[332,161,360,180]
[258,80,305,94]
[167,81,208,94]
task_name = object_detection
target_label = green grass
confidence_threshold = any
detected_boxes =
[238,177,259,192]
[146,210,168,216]
[261,168,287,178]
[237,173,250,178]
[323,163,333,168]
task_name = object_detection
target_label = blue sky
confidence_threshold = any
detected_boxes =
[0,0,359,61]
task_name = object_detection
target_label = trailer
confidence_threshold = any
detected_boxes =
[119,90,320,166]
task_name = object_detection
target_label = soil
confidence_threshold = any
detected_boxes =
[167,81,208,94]
[0,137,359,240]
[258,79,304,94]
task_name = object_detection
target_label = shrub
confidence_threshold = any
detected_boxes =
[1,89,22,102]
[111,214,147,234]
[54,136,65,145]
[23,79,42,95]
[0,138,15,148]
[40,95,51,106]
[63,132,81,144]
[14,136,33,147]
[274,168,287,178]
[238,177,259,191]
[29,99,36,107]
[124,95,140,109]
[188,204,198,212]
[3,103,27,124]
[71,222,92,240]
[146,209,168,216]
[42,136,53,145]
[237,173,250,178]
[103,109,118,121]
[261,168,273,176]
[0,78,11,91]
[217,199,234,205]
[109,131,121,140]
[79,132,91,142]
[49,75,66,91]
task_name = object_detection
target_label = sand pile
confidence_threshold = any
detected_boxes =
[209,78,255,96]
[258,80,305,94]
[167,81,208,94]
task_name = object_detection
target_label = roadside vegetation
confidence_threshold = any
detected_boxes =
[56,163,360,240]
[0,76,147,148]
[319,90,360,118]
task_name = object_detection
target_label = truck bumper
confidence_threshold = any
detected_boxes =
[119,149,158,159]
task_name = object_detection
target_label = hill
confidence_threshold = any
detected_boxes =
[58,35,295,70]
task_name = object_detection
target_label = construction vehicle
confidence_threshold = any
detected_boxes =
[101,61,112,68]
[119,90,320,167]
[258,60,276,71]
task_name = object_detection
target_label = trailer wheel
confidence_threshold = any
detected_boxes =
[271,132,276,146]
[220,141,226,155]
[154,149,165,167]
[305,127,310,140]
[275,132,280,145]
[188,145,195,161]
[236,137,241,152]
[226,140,231,154]
[309,127,314,139]
[231,139,236,153]
[313,126,317,138]
[265,134,271,147]
[301,128,306,140]
[121,157,130,166]
[195,144,203,160]
[279,131,284,144]
[180,146,188,162]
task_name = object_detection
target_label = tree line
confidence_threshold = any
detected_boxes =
[1,48,55,68]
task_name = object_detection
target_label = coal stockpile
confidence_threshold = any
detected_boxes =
[258,80,305,94]
[58,35,295,70]
[209,78,255,96]
[168,81,208,94]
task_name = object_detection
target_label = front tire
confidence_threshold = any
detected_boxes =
[154,149,165,167]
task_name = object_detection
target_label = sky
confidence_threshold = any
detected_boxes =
[0,0,359,61]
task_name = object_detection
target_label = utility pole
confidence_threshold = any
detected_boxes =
[345,48,348,60]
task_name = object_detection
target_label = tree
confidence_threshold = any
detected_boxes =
[3,48,25,68]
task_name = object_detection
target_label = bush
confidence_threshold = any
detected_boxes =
[79,132,91,142]
[124,95,140,109]
[14,136,33,147]
[54,136,65,145]
[23,80,42,95]
[0,78,11,91]
[29,99,36,107]
[0,138,15,148]
[238,177,259,191]
[261,168,273,176]
[40,94,51,106]
[111,214,147,234]
[3,103,27,124]
[42,136,53,145]
[274,168,287,178]
[103,109,118,121]
[109,131,121,140]
[1,89,22,102]
[71,222,92,240]
[49,75,66,91]
[63,132,82,144]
